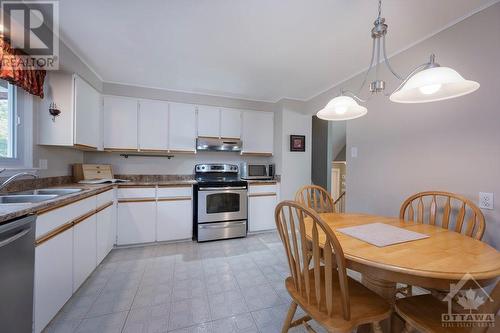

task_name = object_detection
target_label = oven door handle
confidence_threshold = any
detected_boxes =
[198,186,247,191]
[199,221,246,229]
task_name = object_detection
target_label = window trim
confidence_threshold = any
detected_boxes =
[0,85,34,171]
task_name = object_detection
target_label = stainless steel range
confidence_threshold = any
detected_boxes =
[193,164,248,242]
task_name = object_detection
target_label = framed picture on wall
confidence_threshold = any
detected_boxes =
[290,135,306,152]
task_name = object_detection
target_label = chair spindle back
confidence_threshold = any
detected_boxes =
[400,191,485,240]
[275,200,350,320]
[295,185,335,214]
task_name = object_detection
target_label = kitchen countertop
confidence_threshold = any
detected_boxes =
[0,179,198,224]
[0,177,279,224]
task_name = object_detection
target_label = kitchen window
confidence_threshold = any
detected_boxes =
[0,79,31,170]
[0,79,17,159]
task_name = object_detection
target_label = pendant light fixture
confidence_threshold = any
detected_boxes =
[317,0,480,121]
[316,95,367,121]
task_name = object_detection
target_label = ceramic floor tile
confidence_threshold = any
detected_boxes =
[53,294,97,322]
[132,284,173,308]
[54,231,298,333]
[155,243,178,257]
[227,256,257,272]
[251,303,308,333]
[173,278,207,301]
[199,247,226,259]
[205,272,238,295]
[76,311,128,333]
[211,313,259,333]
[174,262,204,281]
[169,297,211,331]
[85,289,136,318]
[234,269,268,289]
[167,321,213,333]
[122,303,171,333]
[175,251,202,263]
[43,319,82,333]
[202,258,232,277]
[208,290,249,320]
[241,284,285,311]
[141,267,175,287]
[259,265,289,284]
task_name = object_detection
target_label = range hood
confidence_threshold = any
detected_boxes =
[196,137,242,152]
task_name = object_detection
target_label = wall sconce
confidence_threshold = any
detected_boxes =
[49,102,61,122]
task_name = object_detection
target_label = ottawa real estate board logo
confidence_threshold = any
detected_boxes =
[441,273,496,329]
[1,0,59,70]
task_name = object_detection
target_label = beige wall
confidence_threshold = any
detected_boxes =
[307,3,500,249]
[274,99,312,200]
[31,41,100,177]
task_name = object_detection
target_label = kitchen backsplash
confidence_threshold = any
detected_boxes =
[84,151,274,175]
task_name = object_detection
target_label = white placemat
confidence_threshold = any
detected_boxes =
[337,222,429,247]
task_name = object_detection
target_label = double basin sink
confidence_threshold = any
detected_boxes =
[0,188,83,204]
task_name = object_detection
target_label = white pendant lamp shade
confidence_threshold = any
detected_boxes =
[390,66,480,103]
[316,96,367,121]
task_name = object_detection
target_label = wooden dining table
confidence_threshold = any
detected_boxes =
[308,213,500,304]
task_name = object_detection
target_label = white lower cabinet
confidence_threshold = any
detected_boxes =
[157,198,193,241]
[73,215,97,292]
[96,205,114,264]
[117,201,156,245]
[34,228,73,333]
[248,184,279,232]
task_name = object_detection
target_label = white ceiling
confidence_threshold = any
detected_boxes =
[58,0,495,102]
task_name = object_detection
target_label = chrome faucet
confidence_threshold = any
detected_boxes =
[0,169,38,192]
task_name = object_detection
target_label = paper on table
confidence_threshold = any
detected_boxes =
[336,222,429,247]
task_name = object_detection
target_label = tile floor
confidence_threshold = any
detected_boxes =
[43,232,328,333]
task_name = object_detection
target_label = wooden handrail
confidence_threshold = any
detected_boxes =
[334,192,346,205]
[334,192,346,213]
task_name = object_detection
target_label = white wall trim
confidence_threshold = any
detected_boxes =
[103,80,279,105]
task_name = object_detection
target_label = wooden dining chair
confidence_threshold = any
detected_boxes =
[400,191,485,239]
[398,191,486,297]
[275,201,391,333]
[295,185,335,213]
[395,280,500,333]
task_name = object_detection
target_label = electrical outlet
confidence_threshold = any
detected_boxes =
[351,147,358,158]
[39,159,48,170]
[479,192,494,210]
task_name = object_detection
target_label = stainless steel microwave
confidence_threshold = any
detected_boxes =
[240,163,275,180]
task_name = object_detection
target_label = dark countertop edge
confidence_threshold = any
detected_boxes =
[0,184,114,224]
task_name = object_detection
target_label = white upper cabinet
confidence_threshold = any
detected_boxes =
[220,108,241,139]
[74,75,101,149]
[38,73,101,150]
[196,106,241,139]
[197,105,220,138]
[103,96,138,150]
[241,111,274,155]
[169,102,197,153]
[138,99,169,151]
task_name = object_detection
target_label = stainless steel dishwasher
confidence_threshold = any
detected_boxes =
[0,214,36,333]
